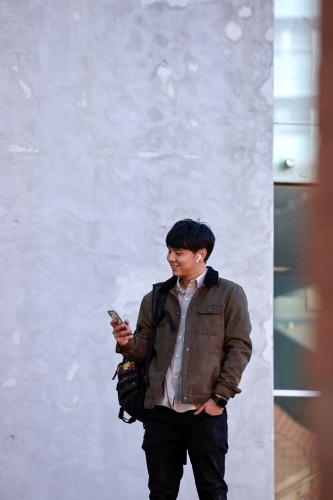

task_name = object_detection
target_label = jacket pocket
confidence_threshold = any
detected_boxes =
[196,303,224,335]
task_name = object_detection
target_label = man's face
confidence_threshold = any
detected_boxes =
[167,247,203,279]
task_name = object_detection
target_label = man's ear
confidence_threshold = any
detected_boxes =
[201,248,207,261]
[196,249,207,262]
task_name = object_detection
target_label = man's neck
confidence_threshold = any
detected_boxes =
[179,267,206,290]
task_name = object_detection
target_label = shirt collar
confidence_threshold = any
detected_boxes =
[177,268,208,293]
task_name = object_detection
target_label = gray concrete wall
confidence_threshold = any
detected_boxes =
[0,1,274,499]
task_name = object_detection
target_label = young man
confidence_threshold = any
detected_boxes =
[111,219,252,500]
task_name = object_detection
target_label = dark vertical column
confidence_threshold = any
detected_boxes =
[313,1,333,498]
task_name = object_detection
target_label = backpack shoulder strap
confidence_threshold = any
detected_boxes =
[144,284,164,385]
[143,281,177,385]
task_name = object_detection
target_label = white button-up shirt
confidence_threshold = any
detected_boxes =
[157,269,207,412]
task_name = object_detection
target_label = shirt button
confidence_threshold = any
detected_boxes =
[176,354,180,358]
[187,326,191,330]
[184,371,188,375]
[178,336,182,339]
[186,348,190,351]
[185,298,189,300]
[183,396,187,400]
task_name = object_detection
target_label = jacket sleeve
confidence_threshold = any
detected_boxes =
[214,285,252,399]
[115,291,152,363]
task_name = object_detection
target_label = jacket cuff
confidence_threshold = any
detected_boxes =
[115,338,135,356]
[213,383,240,400]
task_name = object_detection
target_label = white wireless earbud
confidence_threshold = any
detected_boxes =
[196,255,202,263]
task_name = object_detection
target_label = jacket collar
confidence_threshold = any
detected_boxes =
[157,265,219,293]
[203,266,219,286]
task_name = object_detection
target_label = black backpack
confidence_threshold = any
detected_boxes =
[113,283,175,424]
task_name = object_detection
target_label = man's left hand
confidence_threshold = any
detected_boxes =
[194,398,224,416]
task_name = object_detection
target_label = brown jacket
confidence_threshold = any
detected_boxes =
[116,266,252,408]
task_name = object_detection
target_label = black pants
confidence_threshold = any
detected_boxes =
[142,410,228,500]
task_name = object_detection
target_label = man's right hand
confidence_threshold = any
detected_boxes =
[110,318,133,346]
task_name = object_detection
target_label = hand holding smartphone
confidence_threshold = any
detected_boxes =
[108,310,126,326]
[108,310,133,346]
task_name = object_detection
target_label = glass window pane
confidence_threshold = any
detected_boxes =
[275,0,320,18]
[274,184,320,499]
[273,124,318,182]
[274,3,320,183]
[274,184,318,391]
[274,398,321,499]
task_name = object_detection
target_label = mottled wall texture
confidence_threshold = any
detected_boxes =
[0,1,273,499]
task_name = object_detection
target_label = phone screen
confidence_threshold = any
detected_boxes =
[108,310,124,324]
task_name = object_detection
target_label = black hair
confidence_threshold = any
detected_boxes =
[165,219,215,262]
